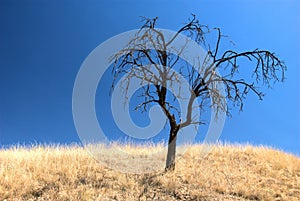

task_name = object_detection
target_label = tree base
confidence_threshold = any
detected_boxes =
[164,163,175,172]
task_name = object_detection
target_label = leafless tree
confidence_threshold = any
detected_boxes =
[111,15,286,171]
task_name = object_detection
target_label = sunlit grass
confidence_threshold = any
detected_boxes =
[0,143,299,200]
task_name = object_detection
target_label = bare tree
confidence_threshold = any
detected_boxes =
[111,15,286,171]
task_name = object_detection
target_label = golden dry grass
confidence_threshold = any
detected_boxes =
[0,144,299,201]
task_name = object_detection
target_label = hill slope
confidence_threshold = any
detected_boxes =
[0,144,299,201]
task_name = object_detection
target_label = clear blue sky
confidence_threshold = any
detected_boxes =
[0,0,299,155]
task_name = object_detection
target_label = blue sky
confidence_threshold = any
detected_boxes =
[0,0,299,155]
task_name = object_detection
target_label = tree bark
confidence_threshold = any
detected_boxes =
[165,126,179,171]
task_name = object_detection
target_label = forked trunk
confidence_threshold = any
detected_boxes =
[165,127,179,171]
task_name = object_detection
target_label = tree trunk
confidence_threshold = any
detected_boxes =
[165,127,179,171]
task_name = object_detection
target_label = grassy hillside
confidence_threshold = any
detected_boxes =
[0,144,299,201]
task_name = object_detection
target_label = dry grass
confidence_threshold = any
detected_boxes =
[0,143,299,201]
